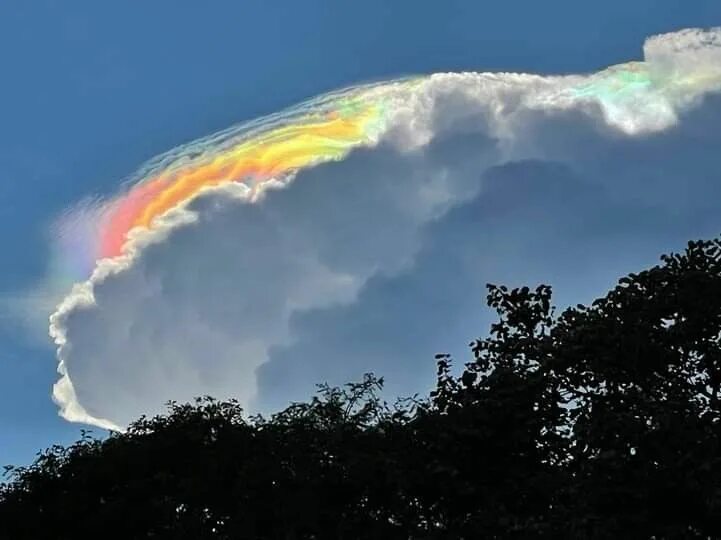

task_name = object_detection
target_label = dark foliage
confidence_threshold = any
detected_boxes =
[3,238,721,539]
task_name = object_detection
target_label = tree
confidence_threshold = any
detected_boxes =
[3,237,721,539]
[552,239,721,537]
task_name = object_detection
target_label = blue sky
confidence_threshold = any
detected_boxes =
[1,1,720,468]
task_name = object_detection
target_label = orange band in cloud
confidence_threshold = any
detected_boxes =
[95,83,410,262]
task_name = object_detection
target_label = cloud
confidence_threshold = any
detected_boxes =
[47,28,721,429]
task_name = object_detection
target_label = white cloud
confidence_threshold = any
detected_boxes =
[48,27,721,429]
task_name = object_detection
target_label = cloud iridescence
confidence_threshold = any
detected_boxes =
[49,27,721,430]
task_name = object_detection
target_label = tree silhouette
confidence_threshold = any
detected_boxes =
[2,238,721,539]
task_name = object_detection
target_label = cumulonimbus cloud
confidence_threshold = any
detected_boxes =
[47,27,721,430]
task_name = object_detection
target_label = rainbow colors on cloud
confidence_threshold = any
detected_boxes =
[82,81,417,271]
[57,28,721,286]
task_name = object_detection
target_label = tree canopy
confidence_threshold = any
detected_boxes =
[3,237,721,539]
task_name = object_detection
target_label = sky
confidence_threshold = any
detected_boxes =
[1,1,720,468]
